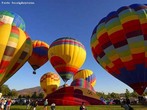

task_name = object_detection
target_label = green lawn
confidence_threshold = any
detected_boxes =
[10,105,147,110]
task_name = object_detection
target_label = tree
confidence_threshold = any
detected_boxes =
[31,92,37,99]
[96,92,107,99]
[26,95,31,99]
[8,89,18,97]
[131,91,138,98]
[0,84,10,96]
[125,89,130,98]
[38,92,44,98]
[110,92,119,99]
[18,95,22,98]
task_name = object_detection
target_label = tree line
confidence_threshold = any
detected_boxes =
[0,84,44,99]
[96,89,147,99]
[0,84,147,100]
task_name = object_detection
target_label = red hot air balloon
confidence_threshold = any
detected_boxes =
[91,4,147,95]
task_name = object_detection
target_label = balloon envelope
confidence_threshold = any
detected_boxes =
[0,22,32,85]
[48,37,86,83]
[91,4,147,95]
[43,86,104,106]
[74,69,96,87]
[71,78,95,92]
[0,10,26,31]
[28,40,49,74]
[40,72,60,95]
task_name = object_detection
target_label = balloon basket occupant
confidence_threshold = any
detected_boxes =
[33,70,36,75]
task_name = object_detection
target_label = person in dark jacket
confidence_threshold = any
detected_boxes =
[80,102,87,110]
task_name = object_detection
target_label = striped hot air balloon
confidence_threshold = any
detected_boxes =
[71,78,95,92]
[0,10,26,31]
[48,37,86,83]
[0,22,32,85]
[90,4,147,95]
[74,69,96,87]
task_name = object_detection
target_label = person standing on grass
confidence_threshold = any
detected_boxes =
[1,99,5,110]
[30,100,38,110]
[121,100,129,110]
[26,99,31,110]
[33,100,38,110]
[80,102,87,110]
[44,99,48,110]
[7,99,12,110]
[50,103,56,110]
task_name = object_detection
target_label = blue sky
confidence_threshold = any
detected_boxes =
[1,0,147,93]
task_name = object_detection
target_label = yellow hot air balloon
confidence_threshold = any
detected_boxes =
[0,22,32,85]
[40,72,60,95]
[74,69,96,87]
[48,37,86,83]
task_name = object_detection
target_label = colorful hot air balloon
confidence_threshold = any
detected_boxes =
[0,22,32,85]
[0,10,26,31]
[71,78,95,92]
[28,40,49,74]
[74,69,96,87]
[90,4,147,95]
[48,37,86,83]
[40,72,60,95]
[44,86,104,106]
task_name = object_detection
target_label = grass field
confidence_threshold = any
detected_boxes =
[10,105,147,110]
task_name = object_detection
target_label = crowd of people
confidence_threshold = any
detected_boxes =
[0,98,12,110]
[0,97,136,110]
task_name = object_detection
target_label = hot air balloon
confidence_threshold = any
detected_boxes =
[71,78,95,92]
[0,22,32,85]
[44,86,104,106]
[74,69,96,87]
[48,37,86,83]
[40,72,60,95]
[28,40,49,74]
[0,10,26,31]
[90,4,147,95]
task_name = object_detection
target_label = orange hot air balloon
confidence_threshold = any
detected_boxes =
[0,22,32,85]
[28,40,49,74]
[48,37,86,83]
[91,4,147,95]
[40,72,60,95]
